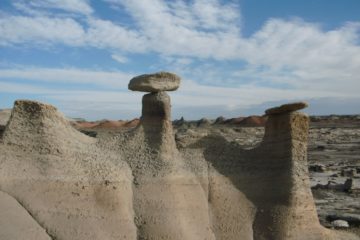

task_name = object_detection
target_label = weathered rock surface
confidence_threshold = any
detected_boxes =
[265,101,308,115]
[0,100,136,240]
[128,71,180,92]
[0,73,359,239]
[97,89,215,240]
[0,191,51,240]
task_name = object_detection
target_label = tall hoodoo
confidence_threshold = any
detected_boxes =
[253,102,317,239]
[126,72,215,240]
[128,71,180,155]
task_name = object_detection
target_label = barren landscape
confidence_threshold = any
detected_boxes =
[72,112,360,237]
[0,72,359,240]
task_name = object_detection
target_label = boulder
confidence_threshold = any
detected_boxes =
[327,213,360,226]
[331,220,349,228]
[265,102,308,115]
[309,164,327,172]
[128,71,180,92]
[341,168,357,177]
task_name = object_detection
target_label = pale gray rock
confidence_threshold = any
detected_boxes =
[331,220,349,228]
[128,71,180,92]
[327,213,360,225]
[265,102,308,115]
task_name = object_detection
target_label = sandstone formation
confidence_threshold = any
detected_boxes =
[0,191,51,240]
[0,100,136,240]
[179,104,357,240]
[0,72,358,240]
[113,73,215,239]
[265,101,308,115]
[128,71,180,92]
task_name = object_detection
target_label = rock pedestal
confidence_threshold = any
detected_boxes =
[126,72,215,240]
[141,92,175,153]
[142,92,171,121]
[253,102,319,239]
[129,72,180,156]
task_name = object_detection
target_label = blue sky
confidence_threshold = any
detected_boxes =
[0,0,359,120]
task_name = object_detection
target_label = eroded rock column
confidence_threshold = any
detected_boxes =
[254,102,329,240]
[129,72,180,157]
[127,72,215,240]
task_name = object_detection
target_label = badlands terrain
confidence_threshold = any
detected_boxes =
[73,112,360,237]
[0,72,359,239]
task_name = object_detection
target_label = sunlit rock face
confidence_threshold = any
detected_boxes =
[0,100,136,240]
[0,73,358,240]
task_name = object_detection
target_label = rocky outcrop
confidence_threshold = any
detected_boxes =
[0,100,136,240]
[181,102,358,240]
[2,100,94,154]
[0,73,358,240]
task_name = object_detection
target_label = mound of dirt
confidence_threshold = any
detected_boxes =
[74,121,99,128]
[224,116,245,124]
[222,115,266,126]
[124,118,140,128]
[238,115,267,127]
[92,120,126,129]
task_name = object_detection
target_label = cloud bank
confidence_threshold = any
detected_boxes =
[0,0,359,118]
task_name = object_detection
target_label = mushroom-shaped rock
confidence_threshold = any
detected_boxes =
[128,71,180,92]
[265,101,308,115]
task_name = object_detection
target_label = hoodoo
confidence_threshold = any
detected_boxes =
[181,101,358,240]
[117,71,215,240]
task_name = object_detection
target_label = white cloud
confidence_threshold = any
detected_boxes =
[0,0,360,117]
[0,15,146,52]
[85,18,147,52]
[111,54,128,63]
[191,0,240,30]
[0,16,85,46]
[0,67,352,118]
[13,0,93,15]
[118,0,242,59]
[0,67,133,89]
[0,81,55,94]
